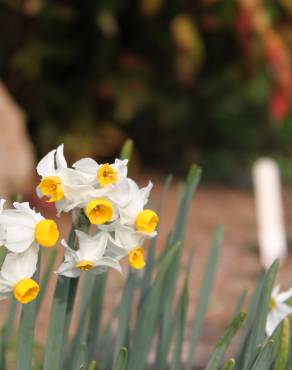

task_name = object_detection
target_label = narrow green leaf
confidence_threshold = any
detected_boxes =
[273,318,289,370]
[154,165,201,370]
[170,280,188,370]
[235,274,264,367]
[185,225,223,370]
[36,248,57,313]
[15,264,40,370]
[76,341,87,370]
[221,359,236,370]
[120,139,133,162]
[43,226,76,370]
[233,289,247,316]
[242,260,279,368]
[205,311,246,370]
[127,242,180,370]
[112,347,128,370]
[250,340,275,370]
[114,270,136,357]
[65,273,96,370]
[86,273,107,363]
[169,164,202,246]
[0,298,17,370]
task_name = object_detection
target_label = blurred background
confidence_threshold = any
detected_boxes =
[2,0,292,184]
[2,0,292,366]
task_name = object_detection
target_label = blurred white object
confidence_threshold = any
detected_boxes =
[253,158,287,268]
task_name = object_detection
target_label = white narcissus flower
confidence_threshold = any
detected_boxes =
[0,245,39,304]
[0,201,59,253]
[108,225,153,270]
[73,158,131,212]
[36,144,100,214]
[118,179,159,234]
[266,285,292,336]
[73,158,128,188]
[57,230,122,278]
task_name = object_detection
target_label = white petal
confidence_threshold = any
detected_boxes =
[93,257,122,274]
[108,179,131,207]
[18,244,39,278]
[77,231,108,260]
[115,226,144,252]
[277,287,292,302]
[36,148,56,177]
[55,144,67,169]
[13,202,42,222]
[4,226,35,253]
[112,159,128,179]
[277,302,292,317]
[105,235,127,259]
[61,239,78,262]
[0,245,38,284]
[73,158,99,175]
[272,285,280,298]
[56,261,80,278]
[140,181,153,207]
[0,211,36,228]
[0,199,6,211]
[266,310,279,336]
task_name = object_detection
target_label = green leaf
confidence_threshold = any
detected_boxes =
[114,270,136,357]
[205,311,246,370]
[120,139,133,162]
[86,273,107,363]
[185,225,224,370]
[221,359,236,370]
[250,340,275,370]
[15,300,38,370]
[43,226,76,370]
[36,248,57,313]
[170,280,188,370]
[15,262,40,370]
[0,298,17,370]
[273,318,289,370]
[112,347,128,370]
[241,260,279,368]
[154,165,201,370]
[233,289,247,316]
[127,242,180,370]
[169,164,202,246]
[235,274,264,367]
[65,273,96,370]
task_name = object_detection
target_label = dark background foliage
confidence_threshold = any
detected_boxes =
[1,0,292,183]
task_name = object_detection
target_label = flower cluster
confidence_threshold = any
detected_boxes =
[0,144,159,304]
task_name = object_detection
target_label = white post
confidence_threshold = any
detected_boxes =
[252,158,287,268]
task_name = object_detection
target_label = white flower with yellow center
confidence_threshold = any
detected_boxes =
[118,179,159,234]
[0,201,59,253]
[266,285,292,336]
[0,245,39,304]
[108,225,152,270]
[36,144,100,214]
[73,158,128,188]
[57,230,122,278]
